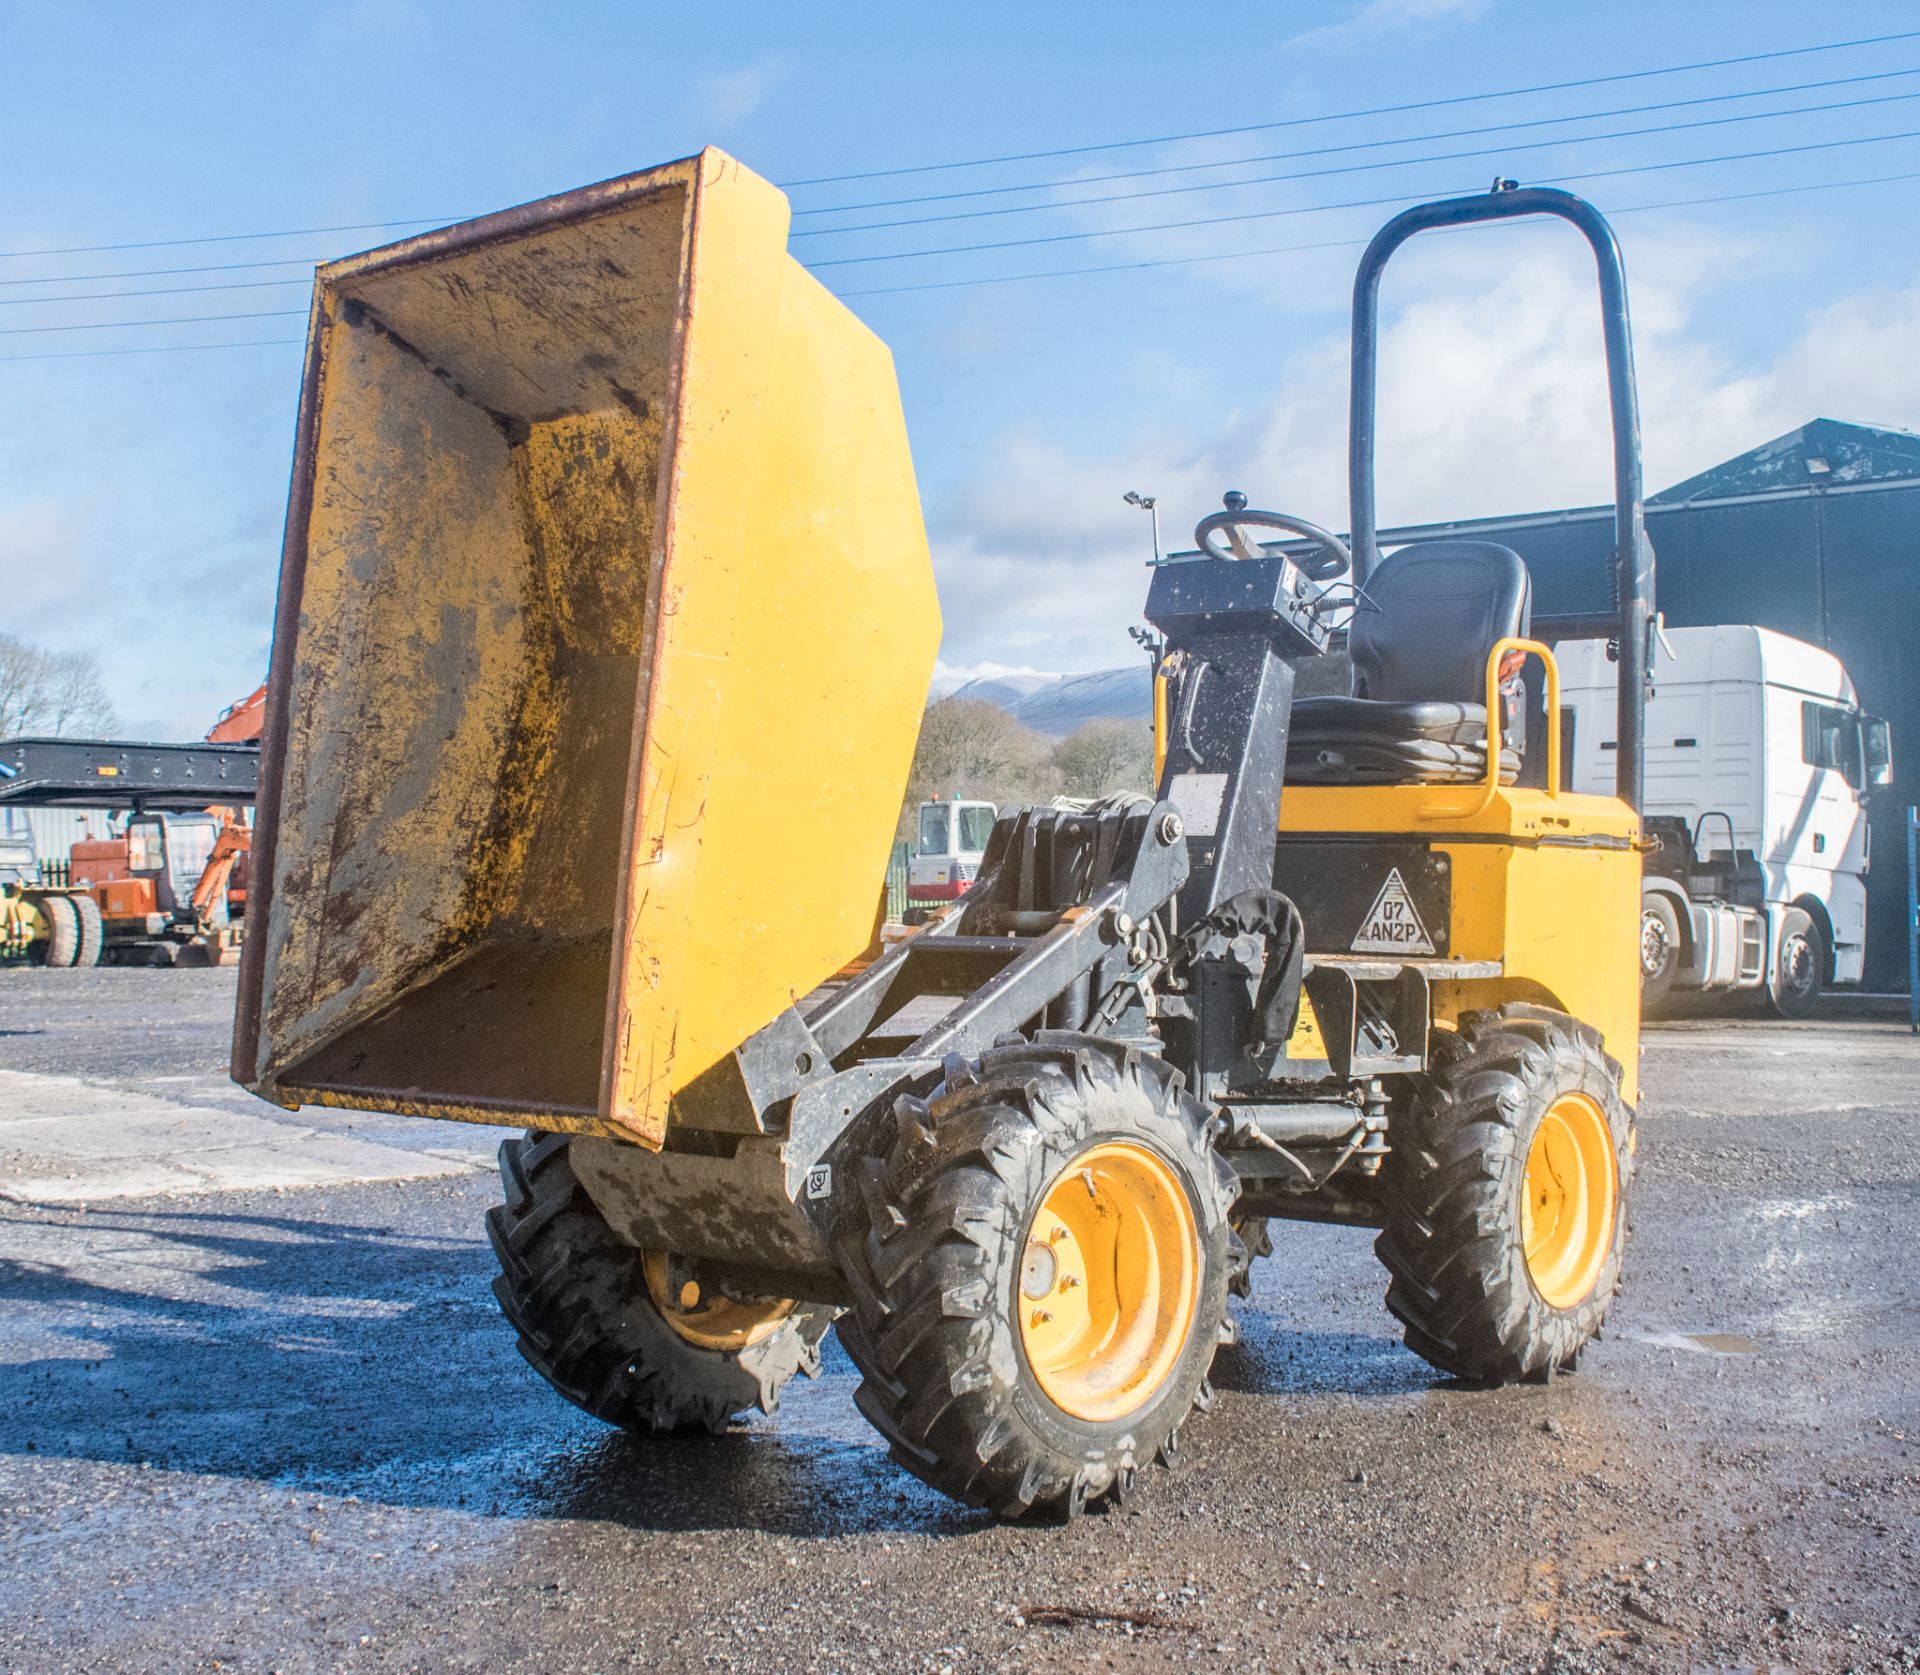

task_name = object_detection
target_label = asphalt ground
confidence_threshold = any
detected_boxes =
[1,967,1917,1674]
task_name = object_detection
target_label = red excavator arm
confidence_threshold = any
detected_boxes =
[190,820,253,924]
[206,684,267,745]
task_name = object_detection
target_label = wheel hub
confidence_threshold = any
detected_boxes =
[641,1251,797,1352]
[1520,1093,1618,1309]
[1639,908,1670,977]
[1782,934,1816,996]
[1017,1142,1199,1423]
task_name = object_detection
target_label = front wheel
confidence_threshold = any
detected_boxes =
[835,1034,1238,1519]
[1375,1005,1632,1384]
[70,894,104,968]
[488,1132,834,1432]
[25,892,80,968]
[1768,907,1824,1019]
[1639,893,1681,1008]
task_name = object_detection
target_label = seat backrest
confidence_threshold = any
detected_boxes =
[1350,540,1531,705]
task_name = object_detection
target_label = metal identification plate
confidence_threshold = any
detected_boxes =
[1168,773,1229,838]
[1272,842,1451,957]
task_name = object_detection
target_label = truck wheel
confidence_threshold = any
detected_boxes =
[1768,908,1824,1020]
[1375,1005,1632,1384]
[488,1132,833,1433]
[27,893,80,968]
[69,894,104,968]
[835,1034,1237,1519]
[1639,894,1681,1007]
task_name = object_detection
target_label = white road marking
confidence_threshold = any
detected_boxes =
[0,1068,488,1204]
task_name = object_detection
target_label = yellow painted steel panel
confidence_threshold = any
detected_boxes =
[234,150,940,1147]
[1280,783,1642,1103]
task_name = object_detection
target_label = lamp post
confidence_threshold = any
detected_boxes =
[1123,490,1161,565]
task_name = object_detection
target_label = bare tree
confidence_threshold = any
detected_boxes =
[0,634,118,738]
[1050,718,1152,799]
[907,698,1046,801]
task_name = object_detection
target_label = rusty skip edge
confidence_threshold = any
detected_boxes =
[231,152,716,1142]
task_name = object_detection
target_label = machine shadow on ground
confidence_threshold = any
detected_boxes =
[1,1195,1466,1539]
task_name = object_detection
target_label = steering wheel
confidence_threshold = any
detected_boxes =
[1192,492,1352,581]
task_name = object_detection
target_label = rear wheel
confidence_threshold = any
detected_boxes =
[836,1034,1236,1519]
[488,1132,833,1432]
[1639,893,1681,1007]
[69,894,104,968]
[1376,1005,1632,1383]
[1768,907,1824,1019]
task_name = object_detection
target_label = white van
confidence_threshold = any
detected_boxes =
[1558,624,1892,1015]
[905,798,997,923]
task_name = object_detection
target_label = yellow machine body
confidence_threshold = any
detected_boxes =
[1159,641,1644,1104]
[1279,782,1642,1104]
[232,149,941,1148]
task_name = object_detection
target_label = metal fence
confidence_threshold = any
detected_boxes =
[884,841,912,923]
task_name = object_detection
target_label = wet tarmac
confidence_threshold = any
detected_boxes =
[2,970,1917,1673]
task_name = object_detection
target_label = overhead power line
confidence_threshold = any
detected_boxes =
[0,217,455,263]
[9,161,1916,361]
[832,167,1920,298]
[807,126,1920,268]
[793,64,1920,217]
[0,276,310,308]
[779,29,1920,186]
[791,87,1920,241]
[6,31,1915,271]
[0,256,321,289]
[0,307,306,337]
[15,75,1913,310]
[13,158,1915,357]
[0,337,303,365]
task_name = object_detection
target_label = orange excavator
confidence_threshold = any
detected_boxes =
[200,681,264,920]
[4,684,265,967]
[206,684,266,746]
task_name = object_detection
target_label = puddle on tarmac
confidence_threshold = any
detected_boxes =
[1629,1329,1764,1356]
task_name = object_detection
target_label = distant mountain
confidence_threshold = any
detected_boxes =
[956,651,1354,738]
[946,671,1057,710]
[1007,667,1153,737]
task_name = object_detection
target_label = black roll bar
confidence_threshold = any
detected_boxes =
[1347,185,1653,811]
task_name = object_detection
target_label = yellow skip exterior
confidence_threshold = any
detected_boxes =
[237,150,940,1147]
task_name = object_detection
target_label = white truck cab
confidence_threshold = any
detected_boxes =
[1558,624,1892,1016]
[906,797,997,923]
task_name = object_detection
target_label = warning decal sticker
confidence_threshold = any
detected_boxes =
[1351,867,1436,955]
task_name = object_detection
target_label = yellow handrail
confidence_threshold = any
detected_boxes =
[1152,668,1169,786]
[1419,636,1561,821]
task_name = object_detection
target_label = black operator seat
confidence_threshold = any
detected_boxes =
[1286,540,1532,785]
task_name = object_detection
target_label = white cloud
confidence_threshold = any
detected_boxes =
[931,659,1060,696]
[696,57,788,125]
[925,229,1920,680]
[312,0,430,48]
[1292,0,1494,51]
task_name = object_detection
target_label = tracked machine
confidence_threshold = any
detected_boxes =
[235,154,1649,1519]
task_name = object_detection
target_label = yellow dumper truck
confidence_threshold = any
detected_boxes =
[235,151,1648,1519]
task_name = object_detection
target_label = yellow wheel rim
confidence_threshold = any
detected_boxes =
[1521,1093,1618,1309]
[1017,1141,1200,1423]
[641,1252,796,1352]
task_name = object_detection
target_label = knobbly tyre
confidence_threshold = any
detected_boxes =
[234,152,1647,1520]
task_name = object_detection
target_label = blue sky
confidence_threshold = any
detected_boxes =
[6,0,1920,734]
